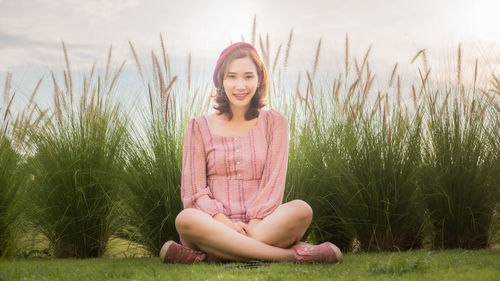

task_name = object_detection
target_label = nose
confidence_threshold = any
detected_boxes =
[235,78,245,89]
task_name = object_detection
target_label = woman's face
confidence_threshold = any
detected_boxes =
[223,56,259,112]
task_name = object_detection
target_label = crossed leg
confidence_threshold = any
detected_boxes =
[175,200,313,262]
[247,200,313,248]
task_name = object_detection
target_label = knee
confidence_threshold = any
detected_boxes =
[288,200,313,224]
[175,208,205,235]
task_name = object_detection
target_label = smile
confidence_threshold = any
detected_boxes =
[233,93,248,100]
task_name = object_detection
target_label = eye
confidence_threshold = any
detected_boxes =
[246,75,254,79]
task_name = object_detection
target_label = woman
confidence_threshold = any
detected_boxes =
[160,42,342,264]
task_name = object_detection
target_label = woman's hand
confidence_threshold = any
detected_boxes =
[234,221,248,235]
[212,213,247,235]
[242,218,262,237]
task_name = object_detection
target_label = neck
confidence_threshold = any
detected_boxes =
[229,105,249,122]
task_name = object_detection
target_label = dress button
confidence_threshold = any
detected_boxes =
[234,137,238,141]
[236,161,240,165]
[238,173,241,177]
[236,149,240,153]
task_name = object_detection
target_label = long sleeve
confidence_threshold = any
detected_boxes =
[246,110,289,219]
[181,118,225,216]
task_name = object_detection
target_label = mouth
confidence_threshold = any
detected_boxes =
[233,93,248,100]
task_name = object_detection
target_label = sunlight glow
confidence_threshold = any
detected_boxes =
[468,0,500,42]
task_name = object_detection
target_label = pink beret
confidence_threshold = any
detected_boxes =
[213,42,259,88]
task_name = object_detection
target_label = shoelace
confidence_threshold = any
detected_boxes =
[297,245,316,255]
[178,245,205,262]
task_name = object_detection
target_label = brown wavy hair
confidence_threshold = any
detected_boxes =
[213,48,268,121]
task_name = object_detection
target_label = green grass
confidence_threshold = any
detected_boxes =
[0,249,498,280]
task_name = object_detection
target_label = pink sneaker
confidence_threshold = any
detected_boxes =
[159,240,206,264]
[293,242,343,264]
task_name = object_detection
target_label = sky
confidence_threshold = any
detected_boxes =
[1,0,499,108]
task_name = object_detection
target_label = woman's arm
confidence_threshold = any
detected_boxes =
[181,118,225,216]
[246,110,289,220]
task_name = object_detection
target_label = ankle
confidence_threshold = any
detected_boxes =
[204,254,221,263]
[287,248,298,262]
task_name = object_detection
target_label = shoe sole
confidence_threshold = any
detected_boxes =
[160,240,174,263]
[328,243,343,263]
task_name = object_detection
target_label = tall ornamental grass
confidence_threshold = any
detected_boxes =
[0,74,22,257]
[0,134,22,257]
[488,73,500,245]
[280,36,355,250]
[286,118,355,251]
[421,92,499,249]
[283,36,426,251]
[0,132,24,257]
[298,96,426,252]
[121,40,185,255]
[280,35,499,250]
[27,44,129,258]
[122,110,184,255]
[0,73,43,257]
[285,95,354,250]
[331,108,425,251]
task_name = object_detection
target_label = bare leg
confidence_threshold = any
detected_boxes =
[175,208,296,262]
[248,200,313,248]
[181,199,311,262]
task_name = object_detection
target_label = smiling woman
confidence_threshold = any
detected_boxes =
[159,42,343,264]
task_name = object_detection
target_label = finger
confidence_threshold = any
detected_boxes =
[242,225,253,237]
[241,223,249,231]
[231,224,244,233]
[233,222,245,230]
[236,222,248,228]
[238,224,248,234]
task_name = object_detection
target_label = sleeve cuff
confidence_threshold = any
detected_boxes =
[246,210,271,220]
[194,195,225,216]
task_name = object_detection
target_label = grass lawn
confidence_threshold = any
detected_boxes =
[0,249,498,281]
